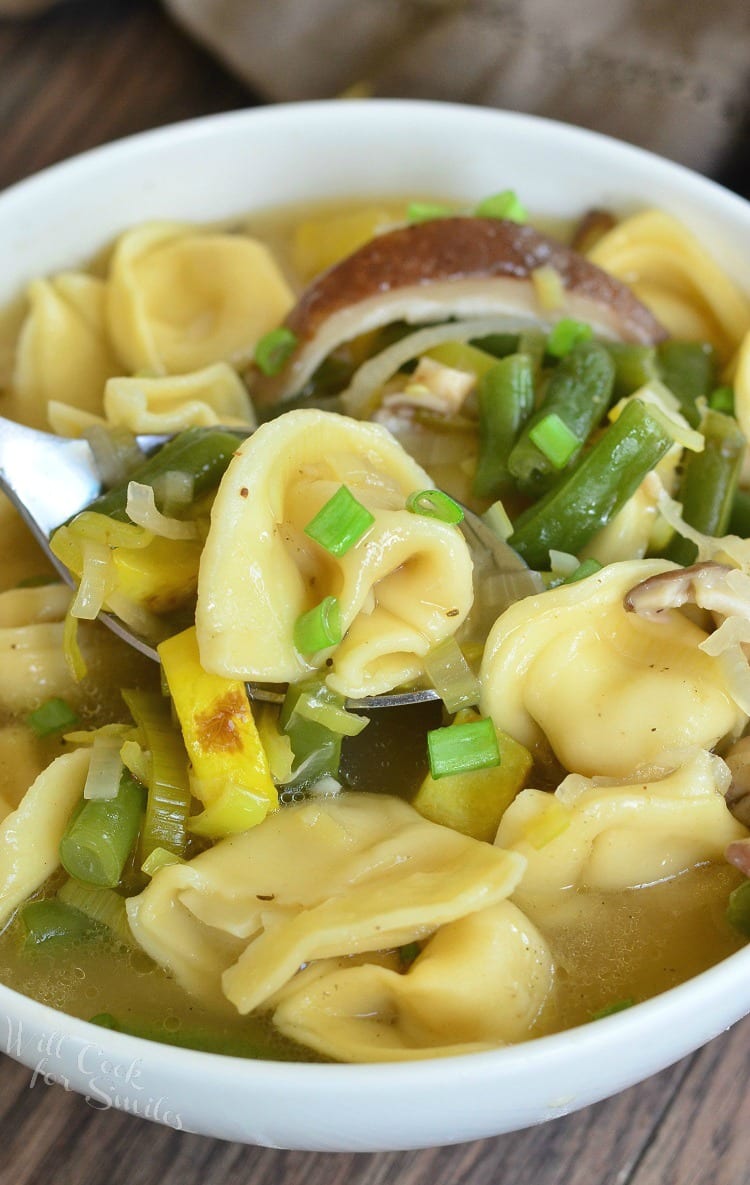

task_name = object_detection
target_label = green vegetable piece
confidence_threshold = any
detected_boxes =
[406,489,464,524]
[475,189,527,223]
[657,340,717,427]
[528,413,580,469]
[472,353,535,500]
[546,318,593,358]
[254,327,298,376]
[23,899,100,948]
[427,717,500,780]
[727,880,750,937]
[425,340,499,380]
[304,484,375,556]
[407,202,453,224]
[729,488,750,538]
[509,398,675,570]
[59,769,145,888]
[294,596,343,656]
[398,942,421,968]
[606,343,660,399]
[664,408,746,566]
[508,339,615,496]
[280,680,343,791]
[470,332,520,360]
[26,697,79,738]
[80,428,242,524]
[415,726,532,841]
[562,557,603,585]
[709,385,735,415]
[591,998,635,1021]
[122,688,191,860]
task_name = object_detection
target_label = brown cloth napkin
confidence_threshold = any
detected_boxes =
[3,0,748,174]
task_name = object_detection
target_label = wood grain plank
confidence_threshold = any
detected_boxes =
[628,1014,750,1185]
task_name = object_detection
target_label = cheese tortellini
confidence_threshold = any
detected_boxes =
[480,559,746,777]
[271,901,554,1061]
[103,362,255,433]
[106,221,294,374]
[126,794,526,1024]
[495,748,748,894]
[0,583,77,712]
[196,409,475,698]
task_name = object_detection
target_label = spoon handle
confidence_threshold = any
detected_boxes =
[0,415,101,540]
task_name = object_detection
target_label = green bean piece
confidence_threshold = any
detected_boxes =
[729,489,750,539]
[605,343,660,399]
[81,428,244,523]
[508,399,675,569]
[470,333,519,360]
[23,899,101,948]
[508,339,616,496]
[657,341,717,427]
[664,409,746,565]
[280,680,344,792]
[472,354,535,499]
[59,769,145,888]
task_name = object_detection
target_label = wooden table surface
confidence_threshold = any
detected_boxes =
[1,3,749,1182]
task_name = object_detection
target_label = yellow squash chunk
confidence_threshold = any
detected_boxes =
[292,205,405,280]
[113,536,202,614]
[158,627,277,838]
[413,726,532,843]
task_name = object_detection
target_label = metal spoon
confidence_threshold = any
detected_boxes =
[0,415,540,709]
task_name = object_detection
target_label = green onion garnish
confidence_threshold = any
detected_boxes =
[254,327,298,376]
[562,557,603,585]
[407,202,454,224]
[294,596,343,656]
[427,717,500,780]
[406,489,464,524]
[709,385,735,415]
[528,413,580,469]
[26,697,79,738]
[547,318,594,358]
[727,880,750,936]
[591,998,635,1021]
[475,189,527,223]
[304,485,375,556]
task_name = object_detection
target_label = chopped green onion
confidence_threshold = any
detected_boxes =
[591,998,635,1021]
[22,899,100,948]
[25,697,79,738]
[475,189,527,223]
[423,638,480,714]
[406,489,464,524]
[59,770,144,888]
[547,318,594,358]
[528,413,581,469]
[254,326,298,376]
[407,202,453,224]
[122,689,191,859]
[141,846,185,877]
[294,596,342,655]
[304,485,375,556]
[727,880,750,937]
[562,557,603,584]
[292,683,368,737]
[709,385,735,415]
[427,717,500,779]
[57,878,133,946]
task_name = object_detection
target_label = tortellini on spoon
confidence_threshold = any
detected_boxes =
[480,559,747,778]
[196,409,475,698]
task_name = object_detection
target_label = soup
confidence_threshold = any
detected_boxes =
[1,192,749,1063]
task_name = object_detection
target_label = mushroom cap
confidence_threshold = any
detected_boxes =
[252,217,667,406]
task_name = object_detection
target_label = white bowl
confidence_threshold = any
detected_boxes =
[1,100,750,1152]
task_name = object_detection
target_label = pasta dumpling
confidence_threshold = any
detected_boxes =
[196,409,474,698]
[106,221,294,374]
[495,748,747,894]
[11,274,119,428]
[103,362,255,433]
[0,748,90,929]
[0,583,76,712]
[271,901,554,1062]
[126,793,525,1015]
[480,559,746,777]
